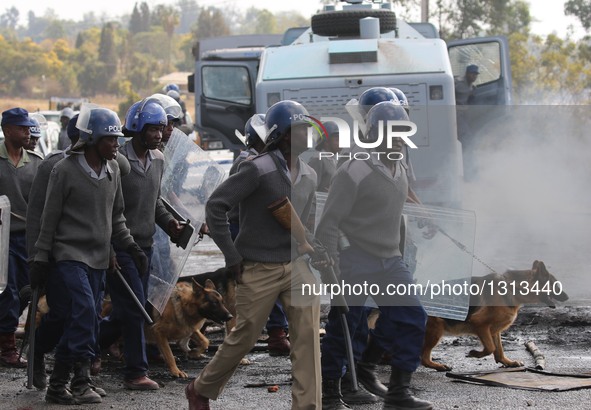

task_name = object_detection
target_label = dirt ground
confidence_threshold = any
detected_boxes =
[2,305,591,410]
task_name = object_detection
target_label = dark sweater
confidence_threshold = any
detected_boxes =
[34,155,135,269]
[316,155,408,259]
[119,143,174,247]
[26,150,66,259]
[0,144,42,233]
[206,150,292,266]
[227,148,257,224]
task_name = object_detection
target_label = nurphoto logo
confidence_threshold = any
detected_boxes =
[302,115,418,161]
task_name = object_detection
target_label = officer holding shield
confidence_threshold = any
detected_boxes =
[99,98,184,390]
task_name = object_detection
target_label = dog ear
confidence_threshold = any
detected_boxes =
[204,278,216,290]
[532,260,549,279]
[192,278,204,293]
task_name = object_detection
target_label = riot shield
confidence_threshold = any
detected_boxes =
[314,192,475,320]
[148,129,226,313]
[402,203,475,320]
[0,195,9,294]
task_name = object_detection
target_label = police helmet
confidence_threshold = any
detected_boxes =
[358,87,399,118]
[76,105,124,146]
[264,100,309,146]
[315,120,339,149]
[364,101,409,143]
[166,90,181,102]
[28,113,47,138]
[390,88,409,115]
[124,99,167,134]
[147,93,183,122]
[163,83,180,93]
[244,113,265,148]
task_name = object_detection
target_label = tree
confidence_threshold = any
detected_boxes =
[565,0,591,31]
[432,0,531,40]
[177,0,200,34]
[0,7,19,31]
[129,3,143,35]
[153,5,180,71]
[99,22,118,82]
[140,2,151,32]
[195,7,230,39]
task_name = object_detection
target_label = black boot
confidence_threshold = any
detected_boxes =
[33,351,47,389]
[341,370,379,404]
[70,360,102,404]
[46,361,76,405]
[383,367,433,410]
[322,378,351,410]
[357,336,388,398]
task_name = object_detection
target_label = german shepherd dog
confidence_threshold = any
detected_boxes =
[421,260,569,371]
[146,278,233,378]
[177,268,237,337]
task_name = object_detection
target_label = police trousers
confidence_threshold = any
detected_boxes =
[321,246,427,377]
[193,257,321,410]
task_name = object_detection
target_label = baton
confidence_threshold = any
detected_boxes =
[268,197,358,391]
[114,269,153,325]
[25,287,40,389]
[315,251,358,392]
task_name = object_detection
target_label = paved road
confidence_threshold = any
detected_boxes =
[3,306,591,410]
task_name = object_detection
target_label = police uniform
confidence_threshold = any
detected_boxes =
[193,149,321,409]
[100,141,174,385]
[0,108,42,367]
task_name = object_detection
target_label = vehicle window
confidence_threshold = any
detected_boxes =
[202,66,251,105]
[448,41,501,86]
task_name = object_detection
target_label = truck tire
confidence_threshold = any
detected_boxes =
[311,9,397,37]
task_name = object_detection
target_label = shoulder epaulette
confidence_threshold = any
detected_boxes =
[26,150,44,160]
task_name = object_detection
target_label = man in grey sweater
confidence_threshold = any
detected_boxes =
[99,99,183,390]
[30,106,148,405]
[186,100,321,410]
[0,108,41,368]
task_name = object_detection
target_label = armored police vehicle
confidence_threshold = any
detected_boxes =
[190,0,512,207]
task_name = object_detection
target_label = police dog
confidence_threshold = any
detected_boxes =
[421,260,568,371]
[146,278,233,378]
[178,267,237,336]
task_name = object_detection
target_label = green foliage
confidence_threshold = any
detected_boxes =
[118,87,141,119]
[195,7,230,39]
[434,0,531,39]
[1,1,590,105]
[565,0,591,31]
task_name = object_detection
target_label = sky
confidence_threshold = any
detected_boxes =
[5,0,587,40]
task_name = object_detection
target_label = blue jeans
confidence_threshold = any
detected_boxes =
[321,246,427,378]
[47,261,105,364]
[100,247,152,379]
[0,233,29,333]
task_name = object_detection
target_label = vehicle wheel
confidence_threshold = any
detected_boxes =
[311,9,397,37]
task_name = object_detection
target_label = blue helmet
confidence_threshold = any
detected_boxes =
[389,88,408,107]
[358,87,399,118]
[76,106,124,146]
[163,83,180,93]
[390,87,409,115]
[147,93,183,122]
[264,100,309,146]
[29,113,47,138]
[364,101,409,143]
[124,99,167,133]
[244,114,265,148]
